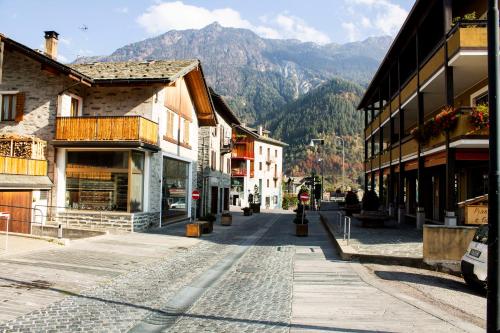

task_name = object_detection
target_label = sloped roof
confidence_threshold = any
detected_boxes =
[70,60,199,83]
[234,125,288,147]
[209,88,241,126]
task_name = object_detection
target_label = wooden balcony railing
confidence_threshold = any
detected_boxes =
[55,116,158,146]
[401,137,418,157]
[0,156,47,176]
[381,149,391,165]
[420,45,445,85]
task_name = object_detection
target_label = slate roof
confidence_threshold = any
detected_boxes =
[70,60,199,82]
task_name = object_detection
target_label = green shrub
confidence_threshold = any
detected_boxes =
[362,190,380,211]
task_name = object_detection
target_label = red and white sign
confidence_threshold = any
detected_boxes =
[299,193,310,202]
[192,190,201,200]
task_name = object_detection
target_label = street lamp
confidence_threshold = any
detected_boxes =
[309,139,324,208]
[334,135,345,191]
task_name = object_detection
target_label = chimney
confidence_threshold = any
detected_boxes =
[44,31,59,60]
[258,125,263,136]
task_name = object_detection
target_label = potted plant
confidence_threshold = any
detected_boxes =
[221,212,232,226]
[344,191,361,216]
[470,104,489,130]
[198,214,216,233]
[242,207,253,216]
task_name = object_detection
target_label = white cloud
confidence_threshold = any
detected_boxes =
[59,37,71,45]
[341,22,360,42]
[58,54,69,63]
[342,0,407,41]
[137,1,330,44]
[115,7,129,14]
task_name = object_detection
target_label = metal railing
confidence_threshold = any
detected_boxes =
[336,211,351,245]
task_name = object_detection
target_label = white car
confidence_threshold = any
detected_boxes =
[461,225,488,289]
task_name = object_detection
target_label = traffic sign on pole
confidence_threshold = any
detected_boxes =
[299,193,310,202]
[192,190,200,200]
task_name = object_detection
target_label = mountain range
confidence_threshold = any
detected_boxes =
[74,22,391,187]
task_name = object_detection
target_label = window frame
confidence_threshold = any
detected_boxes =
[1,93,17,121]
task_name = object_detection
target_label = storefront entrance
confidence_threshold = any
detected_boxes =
[162,157,189,222]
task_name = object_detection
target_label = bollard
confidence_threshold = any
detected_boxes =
[58,223,63,239]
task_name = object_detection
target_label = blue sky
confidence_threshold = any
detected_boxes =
[0,0,414,63]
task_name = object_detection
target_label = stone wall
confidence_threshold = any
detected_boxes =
[133,212,161,232]
[149,152,162,213]
[50,210,161,233]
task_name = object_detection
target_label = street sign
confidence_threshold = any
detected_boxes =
[299,193,310,202]
[192,190,200,200]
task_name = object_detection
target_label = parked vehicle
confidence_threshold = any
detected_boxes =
[461,225,488,289]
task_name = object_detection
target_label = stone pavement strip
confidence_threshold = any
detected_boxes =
[0,210,484,332]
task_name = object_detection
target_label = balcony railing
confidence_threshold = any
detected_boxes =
[447,20,487,58]
[55,116,159,147]
[0,156,47,176]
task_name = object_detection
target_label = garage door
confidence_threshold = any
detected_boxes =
[0,191,32,234]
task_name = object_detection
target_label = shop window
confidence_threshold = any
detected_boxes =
[66,151,144,212]
[162,157,189,221]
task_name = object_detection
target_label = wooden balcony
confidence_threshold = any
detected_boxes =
[381,105,390,125]
[54,116,159,150]
[0,156,47,176]
[400,75,417,105]
[381,149,391,165]
[401,137,418,157]
[420,46,445,85]
[232,141,255,160]
[372,156,380,169]
[447,23,487,59]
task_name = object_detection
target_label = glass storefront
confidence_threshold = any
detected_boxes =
[65,150,144,212]
[162,157,189,221]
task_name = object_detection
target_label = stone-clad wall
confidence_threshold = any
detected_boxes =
[0,48,84,205]
[149,153,162,213]
[82,86,156,118]
[52,211,161,232]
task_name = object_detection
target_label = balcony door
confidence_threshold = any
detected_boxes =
[59,93,82,117]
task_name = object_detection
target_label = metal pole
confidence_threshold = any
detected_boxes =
[487,0,500,331]
[301,202,305,224]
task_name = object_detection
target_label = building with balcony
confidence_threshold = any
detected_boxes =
[230,125,287,209]
[196,89,241,216]
[0,31,216,232]
[357,0,489,227]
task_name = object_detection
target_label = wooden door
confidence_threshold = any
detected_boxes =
[0,191,32,234]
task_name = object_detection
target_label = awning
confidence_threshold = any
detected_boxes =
[0,175,53,190]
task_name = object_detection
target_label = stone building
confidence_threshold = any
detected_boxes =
[0,31,216,232]
[197,89,240,216]
[230,125,287,209]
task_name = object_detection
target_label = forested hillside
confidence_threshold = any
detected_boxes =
[266,78,366,188]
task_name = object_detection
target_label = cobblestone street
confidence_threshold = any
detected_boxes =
[0,210,485,332]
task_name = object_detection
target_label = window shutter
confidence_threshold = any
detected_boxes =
[15,92,25,122]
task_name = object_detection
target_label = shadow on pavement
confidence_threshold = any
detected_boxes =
[0,275,391,333]
[373,270,486,297]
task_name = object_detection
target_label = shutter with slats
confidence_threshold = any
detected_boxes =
[15,92,25,122]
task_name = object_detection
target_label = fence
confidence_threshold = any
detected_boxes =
[336,211,351,245]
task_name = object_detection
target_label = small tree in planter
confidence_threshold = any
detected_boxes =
[198,214,216,233]
[221,212,232,226]
[344,191,361,216]
[354,190,389,227]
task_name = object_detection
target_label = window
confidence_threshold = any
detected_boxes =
[267,179,270,187]
[259,162,262,171]
[259,146,262,155]
[65,150,144,212]
[1,94,17,121]
[267,163,270,172]
[167,111,175,138]
[275,149,277,158]
[471,86,489,106]
[211,151,216,171]
[267,148,270,160]
[70,97,80,117]
[162,157,189,221]
[274,180,277,188]
[183,119,190,144]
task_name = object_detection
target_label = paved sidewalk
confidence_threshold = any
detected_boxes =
[320,210,423,261]
[291,213,481,333]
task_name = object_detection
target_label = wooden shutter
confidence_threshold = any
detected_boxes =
[15,92,25,122]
